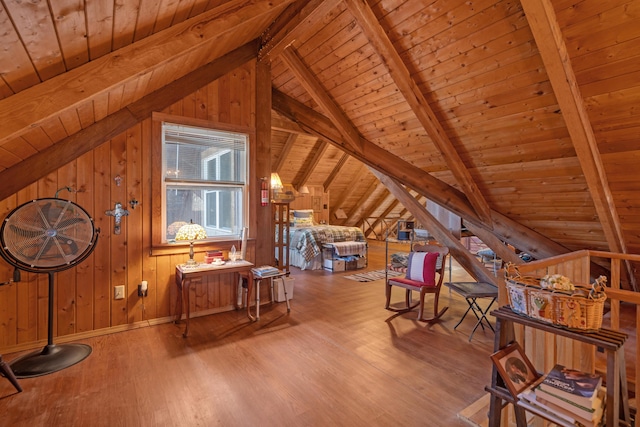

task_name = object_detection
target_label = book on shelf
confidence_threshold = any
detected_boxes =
[539,364,602,409]
[535,385,604,422]
[518,377,605,427]
[251,266,281,277]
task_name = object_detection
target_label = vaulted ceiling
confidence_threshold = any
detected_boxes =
[1,1,640,276]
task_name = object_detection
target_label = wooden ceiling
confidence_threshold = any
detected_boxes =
[1,0,640,268]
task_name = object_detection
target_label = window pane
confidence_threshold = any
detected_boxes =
[161,122,247,243]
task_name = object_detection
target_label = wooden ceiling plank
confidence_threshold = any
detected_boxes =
[3,1,66,81]
[259,0,341,61]
[0,7,42,95]
[0,41,258,202]
[49,0,90,71]
[86,0,115,59]
[273,88,570,260]
[521,0,627,256]
[0,0,292,149]
[280,47,364,153]
[345,0,493,225]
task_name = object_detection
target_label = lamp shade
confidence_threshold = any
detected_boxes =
[175,221,207,241]
[175,220,206,266]
[298,186,310,194]
[270,172,283,190]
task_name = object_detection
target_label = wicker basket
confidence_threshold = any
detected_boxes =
[504,263,606,331]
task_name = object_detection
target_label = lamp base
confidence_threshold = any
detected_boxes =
[185,258,198,267]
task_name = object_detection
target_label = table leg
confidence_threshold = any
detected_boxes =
[468,297,496,342]
[255,278,261,320]
[282,278,291,313]
[247,274,256,321]
[175,275,184,324]
[183,278,191,337]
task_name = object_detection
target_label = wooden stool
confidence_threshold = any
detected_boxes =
[0,355,22,393]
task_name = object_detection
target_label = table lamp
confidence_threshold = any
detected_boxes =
[175,220,207,266]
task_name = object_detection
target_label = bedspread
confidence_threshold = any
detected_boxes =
[290,225,366,263]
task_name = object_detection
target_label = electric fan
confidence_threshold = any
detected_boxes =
[0,198,99,378]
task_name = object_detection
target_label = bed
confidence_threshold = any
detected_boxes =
[286,210,366,270]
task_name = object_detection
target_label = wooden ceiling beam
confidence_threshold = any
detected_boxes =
[273,88,570,260]
[0,42,258,202]
[259,0,341,61]
[521,0,626,255]
[330,162,367,221]
[369,199,401,238]
[273,132,298,173]
[521,0,635,290]
[293,138,328,190]
[323,152,349,191]
[280,47,364,153]
[371,168,498,285]
[344,0,493,226]
[343,179,380,227]
[0,0,290,149]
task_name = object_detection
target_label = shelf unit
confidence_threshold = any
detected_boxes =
[272,202,290,273]
[486,306,630,427]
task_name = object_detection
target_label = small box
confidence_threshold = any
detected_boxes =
[274,277,294,302]
[323,258,345,271]
[343,256,357,271]
[356,256,367,269]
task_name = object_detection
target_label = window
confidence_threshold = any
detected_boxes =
[162,122,247,243]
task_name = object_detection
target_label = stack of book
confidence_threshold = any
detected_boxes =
[518,364,605,427]
[251,265,281,277]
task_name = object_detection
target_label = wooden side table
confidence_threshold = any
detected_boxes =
[175,260,254,337]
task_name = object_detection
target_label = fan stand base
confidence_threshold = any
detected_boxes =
[9,344,92,379]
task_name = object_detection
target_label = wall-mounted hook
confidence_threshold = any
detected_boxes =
[129,199,139,209]
[114,175,122,186]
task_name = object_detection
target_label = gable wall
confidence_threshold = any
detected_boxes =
[0,62,258,352]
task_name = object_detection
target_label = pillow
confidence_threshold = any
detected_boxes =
[293,209,314,219]
[293,217,314,227]
[405,252,439,285]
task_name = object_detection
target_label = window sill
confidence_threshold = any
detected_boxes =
[150,238,252,257]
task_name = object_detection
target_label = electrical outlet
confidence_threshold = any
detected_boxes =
[114,285,125,300]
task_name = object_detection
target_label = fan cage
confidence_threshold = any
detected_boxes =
[1,198,97,273]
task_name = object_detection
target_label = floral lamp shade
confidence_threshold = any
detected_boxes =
[176,220,207,266]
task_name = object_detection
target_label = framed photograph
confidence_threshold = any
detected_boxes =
[490,342,539,398]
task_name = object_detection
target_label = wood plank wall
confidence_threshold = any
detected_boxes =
[0,61,259,353]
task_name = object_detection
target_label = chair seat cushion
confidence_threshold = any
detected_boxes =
[406,252,438,285]
[388,277,437,288]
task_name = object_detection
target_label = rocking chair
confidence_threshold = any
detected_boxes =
[385,244,449,322]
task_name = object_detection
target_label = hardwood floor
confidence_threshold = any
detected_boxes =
[0,242,498,427]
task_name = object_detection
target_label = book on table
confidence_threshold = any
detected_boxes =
[539,364,602,409]
[251,266,281,277]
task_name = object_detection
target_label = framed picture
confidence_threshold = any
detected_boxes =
[490,342,539,398]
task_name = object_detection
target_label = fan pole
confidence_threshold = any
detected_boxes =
[9,272,92,378]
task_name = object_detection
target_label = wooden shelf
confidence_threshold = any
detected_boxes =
[487,306,630,427]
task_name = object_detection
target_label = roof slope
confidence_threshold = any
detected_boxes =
[1,0,640,264]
